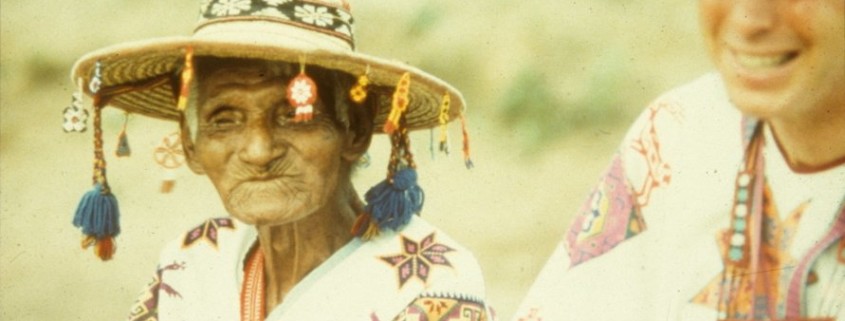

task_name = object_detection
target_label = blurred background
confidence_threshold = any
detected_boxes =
[0,1,710,319]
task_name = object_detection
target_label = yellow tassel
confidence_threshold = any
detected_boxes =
[351,213,381,241]
[362,222,381,240]
[81,235,96,249]
[383,73,411,134]
[438,94,450,153]
[176,47,194,111]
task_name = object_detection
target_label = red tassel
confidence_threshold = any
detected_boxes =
[351,213,371,236]
[351,213,381,241]
[95,236,115,261]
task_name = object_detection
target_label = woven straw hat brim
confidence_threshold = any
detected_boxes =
[71,34,465,133]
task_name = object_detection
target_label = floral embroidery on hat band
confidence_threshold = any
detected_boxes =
[199,0,354,47]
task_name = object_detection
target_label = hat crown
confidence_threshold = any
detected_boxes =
[197,0,355,48]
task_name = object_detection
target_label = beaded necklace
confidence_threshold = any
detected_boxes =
[718,120,845,320]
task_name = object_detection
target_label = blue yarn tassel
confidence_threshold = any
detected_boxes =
[364,168,424,231]
[72,183,120,260]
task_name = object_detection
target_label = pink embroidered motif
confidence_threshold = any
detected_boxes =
[397,296,489,321]
[566,154,645,268]
[128,261,185,321]
[630,101,673,207]
[182,218,235,249]
[380,233,455,288]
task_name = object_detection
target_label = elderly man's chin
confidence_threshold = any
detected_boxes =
[224,189,315,226]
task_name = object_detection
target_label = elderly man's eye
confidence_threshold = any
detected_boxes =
[275,109,297,126]
[206,108,244,129]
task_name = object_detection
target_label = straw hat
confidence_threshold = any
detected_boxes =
[70,0,466,132]
[68,0,474,261]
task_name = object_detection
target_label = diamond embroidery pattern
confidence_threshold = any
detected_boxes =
[182,218,235,249]
[380,233,455,288]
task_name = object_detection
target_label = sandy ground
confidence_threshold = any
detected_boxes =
[0,1,709,320]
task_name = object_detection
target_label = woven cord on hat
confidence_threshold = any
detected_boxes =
[92,96,110,192]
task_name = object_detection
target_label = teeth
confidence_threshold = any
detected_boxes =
[735,53,791,70]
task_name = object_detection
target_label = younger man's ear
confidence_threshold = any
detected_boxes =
[179,113,205,175]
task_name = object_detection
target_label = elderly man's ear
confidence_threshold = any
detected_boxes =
[340,116,374,163]
[179,115,205,175]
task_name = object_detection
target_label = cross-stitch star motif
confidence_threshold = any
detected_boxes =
[380,233,455,287]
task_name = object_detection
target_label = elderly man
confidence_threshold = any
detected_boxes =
[514,0,844,320]
[69,1,492,320]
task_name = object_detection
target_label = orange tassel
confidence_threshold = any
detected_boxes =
[460,113,474,169]
[287,61,317,123]
[95,236,115,261]
[383,73,411,134]
[351,213,371,236]
[176,47,194,111]
[160,180,176,194]
[351,213,382,241]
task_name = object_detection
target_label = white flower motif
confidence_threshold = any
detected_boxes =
[62,106,89,133]
[294,4,334,27]
[211,0,252,16]
[336,10,352,24]
[252,7,287,18]
[263,0,291,6]
[289,79,315,105]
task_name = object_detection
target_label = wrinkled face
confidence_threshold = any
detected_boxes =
[187,62,351,226]
[699,0,845,121]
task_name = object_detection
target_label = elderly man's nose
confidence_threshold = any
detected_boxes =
[238,123,283,166]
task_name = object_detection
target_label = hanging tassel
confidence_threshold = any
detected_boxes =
[115,113,131,157]
[72,84,121,261]
[349,69,370,104]
[429,129,435,160]
[73,183,120,260]
[363,168,424,232]
[160,169,177,193]
[176,47,194,112]
[438,94,451,154]
[287,59,317,123]
[383,72,411,134]
[460,113,474,169]
[351,212,380,240]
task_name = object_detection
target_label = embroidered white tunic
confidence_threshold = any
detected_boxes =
[128,216,495,321]
[513,73,845,321]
